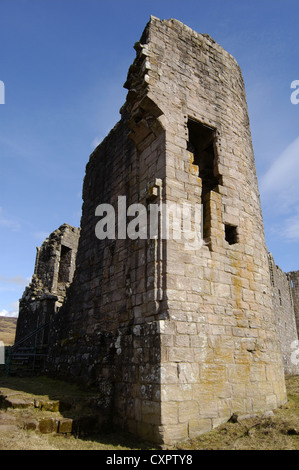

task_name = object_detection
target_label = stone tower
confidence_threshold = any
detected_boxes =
[45,17,287,444]
[15,224,80,347]
[289,271,299,334]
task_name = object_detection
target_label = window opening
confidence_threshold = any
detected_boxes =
[58,245,72,283]
[187,119,219,194]
[225,224,238,245]
[187,119,220,243]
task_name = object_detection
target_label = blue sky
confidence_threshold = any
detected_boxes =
[0,0,298,317]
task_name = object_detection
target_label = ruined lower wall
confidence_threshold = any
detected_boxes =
[15,224,80,347]
[45,113,168,441]
[289,271,299,335]
[268,254,299,375]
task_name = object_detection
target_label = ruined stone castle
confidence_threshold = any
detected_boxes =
[14,17,299,445]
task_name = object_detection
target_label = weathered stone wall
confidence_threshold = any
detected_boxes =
[15,224,80,347]
[289,271,299,335]
[44,17,287,444]
[46,103,168,441]
[268,254,299,375]
[134,17,286,443]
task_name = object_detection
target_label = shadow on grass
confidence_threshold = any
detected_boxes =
[0,372,158,450]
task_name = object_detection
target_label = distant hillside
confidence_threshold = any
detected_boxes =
[0,317,17,346]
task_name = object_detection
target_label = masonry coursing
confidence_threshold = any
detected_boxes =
[15,17,299,445]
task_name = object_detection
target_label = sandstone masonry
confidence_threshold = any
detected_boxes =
[268,253,299,375]
[14,17,299,445]
[15,224,80,348]
[289,271,299,334]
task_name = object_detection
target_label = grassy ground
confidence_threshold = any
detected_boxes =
[0,374,156,450]
[0,424,153,450]
[177,375,299,450]
[0,374,299,450]
[0,317,17,346]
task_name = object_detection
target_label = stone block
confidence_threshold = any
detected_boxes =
[178,400,199,422]
[168,347,194,363]
[23,419,38,431]
[176,322,197,335]
[160,363,178,384]
[188,418,212,438]
[161,384,193,402]
[141,400,161,425]
[161,422,188,444]
[160,401,178,425]
[38,418,58,434]
[34,399,60,412]
[57,418,73,434]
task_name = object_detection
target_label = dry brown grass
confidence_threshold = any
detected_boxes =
[173,375,299,450]
[0,375,154,450]
[0,425,149,451]
[1,374,299,450]
[0,317,17,346]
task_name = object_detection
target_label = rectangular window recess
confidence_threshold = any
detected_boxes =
[187,118,220,246]
[58,245,72,283]
[225,224,238,245]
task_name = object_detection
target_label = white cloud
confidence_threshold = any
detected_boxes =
[260,136,299,211]
[0,301,19,318]
[284,212,299,241]
[260,136,299,243]
[0,308,18,318]
[268,211,299,243]
[0,309,10,317]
